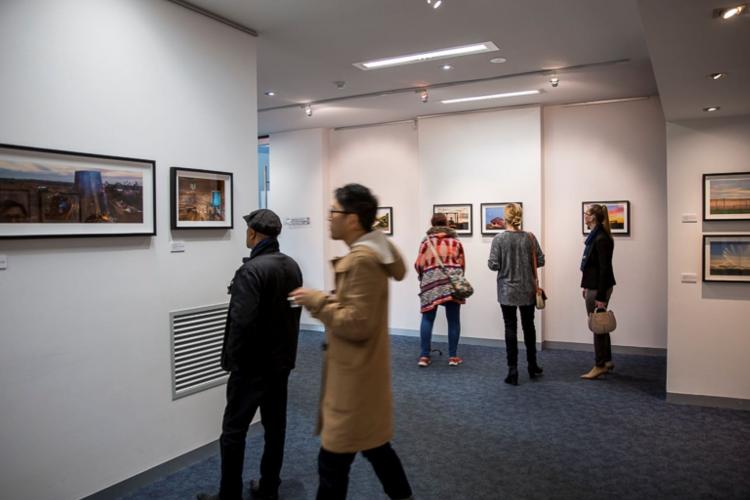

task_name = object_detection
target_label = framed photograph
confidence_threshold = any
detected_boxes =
[170,167,233,229]
[480,202,522,235]
[703,234,750,282]
[373,206,393,236]
[582,201,630,235]
[0,143,155,238]
[433,203,472,236]
[703,172,750,221]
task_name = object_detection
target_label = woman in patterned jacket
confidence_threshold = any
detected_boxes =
[414,212,466,367]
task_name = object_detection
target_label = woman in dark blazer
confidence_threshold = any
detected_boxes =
[580,204,616,379]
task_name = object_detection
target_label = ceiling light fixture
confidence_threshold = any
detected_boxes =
[713,4,747,18]
[264,91,276,96]
[420,89,429,103]
[549,76,560,88]
[703,106,721,112]
[708,72,728,80]
[304,104,312,117]
[426,0,443,8]
[441,89,540,104]
[442,64,453,71]
[490,57,507,64]
[354,41,498,70]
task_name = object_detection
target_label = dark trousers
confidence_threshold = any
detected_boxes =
[219,370,290,500]
[584,288,614,367]
[316,442,412,500]
[500,304,538,367]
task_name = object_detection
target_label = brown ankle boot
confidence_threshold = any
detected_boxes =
[580,365,608,379]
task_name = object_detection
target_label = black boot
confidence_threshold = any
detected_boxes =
[504,366,518,386]
[528,363,544,379]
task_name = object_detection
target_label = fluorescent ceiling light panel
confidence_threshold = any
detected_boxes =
[441,90,540,104]
[354,42,498,70]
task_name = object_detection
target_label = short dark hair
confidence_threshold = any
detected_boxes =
[334,183,377,232]
[431,212,447,227]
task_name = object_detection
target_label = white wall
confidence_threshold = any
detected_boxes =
[418,108,543,340]
[269,129,328,328]
[666,116,750,400]
[0,1,257,498]
[543,98,667,349]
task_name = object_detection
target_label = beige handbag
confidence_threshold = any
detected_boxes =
[588,307,617,334]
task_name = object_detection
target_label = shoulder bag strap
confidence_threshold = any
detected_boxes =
[528,232,540,292]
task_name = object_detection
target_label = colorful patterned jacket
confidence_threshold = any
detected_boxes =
[414,226,466,312]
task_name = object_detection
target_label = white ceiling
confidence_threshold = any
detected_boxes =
[181,0,749,134]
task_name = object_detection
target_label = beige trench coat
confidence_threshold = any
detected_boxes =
[306,239,406,453]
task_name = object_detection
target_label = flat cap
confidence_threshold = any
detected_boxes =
[243,208,282,236]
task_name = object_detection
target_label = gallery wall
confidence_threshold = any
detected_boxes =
[0,1,258,498]
[666,116,750,401]
[543,98,668,350]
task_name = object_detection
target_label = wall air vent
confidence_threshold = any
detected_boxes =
[170,303,229,400]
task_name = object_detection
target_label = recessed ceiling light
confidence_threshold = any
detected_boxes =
[354,41,499,70]
[490,57,507,64]
[442,64,453,71]
[703,106,721,112]
[264,91,275,96]
[708,72,728,80]
[441,89,540,104]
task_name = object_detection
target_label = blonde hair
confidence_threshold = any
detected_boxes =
[504,203,523,229]
[588,204,612,238]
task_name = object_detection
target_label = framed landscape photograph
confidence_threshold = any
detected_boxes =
[703,235,750,282]
[582,201,630,235]
[373,206,393,236]
[480,202,522,235]
[703,172,750,221]
[0,143,155,238]
[170,167,233,229]
[433,203,472,236]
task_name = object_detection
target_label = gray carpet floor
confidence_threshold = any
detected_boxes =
[123,331,750,499]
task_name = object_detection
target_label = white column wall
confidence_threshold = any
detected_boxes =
[666,116,750,400]
[418,108,543,340]
[542,98,668,348]
[269,129,328,328]
[0,1,257,499]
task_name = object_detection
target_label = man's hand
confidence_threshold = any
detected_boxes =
[289,287,319,309]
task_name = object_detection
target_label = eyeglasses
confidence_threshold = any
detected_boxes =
[329,209,353,215]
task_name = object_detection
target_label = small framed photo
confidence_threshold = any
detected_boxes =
[703,172,750,221]
[0,143,155,238]
[373,206,393,236]
[170,167,233,229]
[480,202,522,235]
[433,203,472,236]
[582,201,630,236]
[703,234,750,282]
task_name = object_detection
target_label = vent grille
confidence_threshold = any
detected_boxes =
[170,303,229,400]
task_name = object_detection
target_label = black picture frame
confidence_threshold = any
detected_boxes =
[170,167,234,230]
[480,202,523,235]
[582,201,630,236]
[703,234,750,282]
[0,143,156,239]
[433,203,473,236]
[373,206,393,236]
[703,172,750,221]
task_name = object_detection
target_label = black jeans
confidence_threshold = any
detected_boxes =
[317,442,412,500]
[500,304,538,367]
[584,288,614,367]
[219,370,290,500]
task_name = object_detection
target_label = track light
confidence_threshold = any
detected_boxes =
[426,0,443,8]
[304,104,312,117]
[549,76,560,88]
[419,89,429,103]
[713,4,746,19]
[708,72,728,80]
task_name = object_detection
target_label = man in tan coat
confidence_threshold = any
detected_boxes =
[290,183,413,500]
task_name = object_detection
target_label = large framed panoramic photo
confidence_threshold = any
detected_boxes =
[433,203,473,236]
[703,234,750,282]
[0,143,155,239]
[582,201,630,235]
[703,172,750,221]
[170,167,233,229]
[481,202,522,235]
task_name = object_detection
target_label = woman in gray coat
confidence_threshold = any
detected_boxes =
[487,203,545,385]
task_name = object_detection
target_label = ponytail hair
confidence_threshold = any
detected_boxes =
[589,204,612,238]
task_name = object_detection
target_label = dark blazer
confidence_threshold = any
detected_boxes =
[221,238,303,373]
[580,231,616,302]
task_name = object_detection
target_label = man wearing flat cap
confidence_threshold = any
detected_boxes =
[198,209,303,500]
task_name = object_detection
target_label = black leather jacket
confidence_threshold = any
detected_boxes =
[221,238,303,373]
